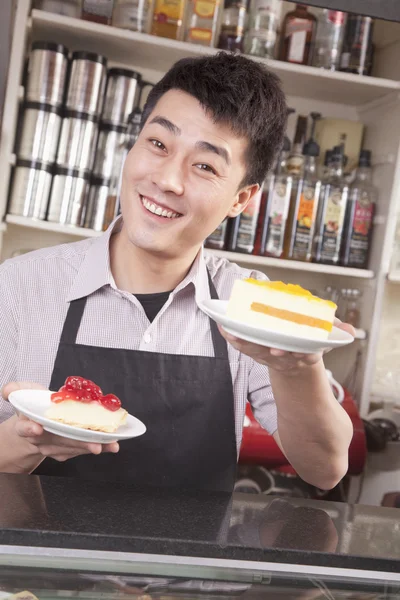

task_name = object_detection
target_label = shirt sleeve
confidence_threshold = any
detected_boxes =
[248,359,277,435]
[0,263,18,423]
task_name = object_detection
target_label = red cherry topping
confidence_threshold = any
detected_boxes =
[51,377,122,412]
[100,394,122,412]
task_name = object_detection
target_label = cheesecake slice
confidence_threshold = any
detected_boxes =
[227,279,337,340]
[45,400,128,433]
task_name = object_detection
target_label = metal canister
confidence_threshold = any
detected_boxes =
[47,167,90,226]
[102,68,141,126]
[26,41,69,107]
[66,51,107,116]
[8,159,53,220]
[92,123,127,179]
[17,102,63,165]
[56,110,98,171]
[84,176,117,232]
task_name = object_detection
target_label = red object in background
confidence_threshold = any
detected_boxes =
[239,387,367,476]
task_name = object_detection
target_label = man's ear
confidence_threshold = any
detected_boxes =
[227,184,260,218]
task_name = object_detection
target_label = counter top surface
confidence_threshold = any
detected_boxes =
[0,473,399,574]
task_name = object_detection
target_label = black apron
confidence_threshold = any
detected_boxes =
[34,271,237,492]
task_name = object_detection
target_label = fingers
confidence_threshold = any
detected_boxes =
[2,381,47,400]
[15,417,44,438]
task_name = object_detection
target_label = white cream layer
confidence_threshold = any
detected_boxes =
[45,400,128,433]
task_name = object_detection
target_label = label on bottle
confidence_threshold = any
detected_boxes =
[286,19,311,63]
[254,0,281,17]
[328,10,345,25]
[153,0,184,24]
[189,27,213,41]
[291,183,319,260]
[319,187,347,262]
[194,0,217,18]
[346,193,374,266]
[234,189,262,253]
[82,0,114,18]
[264,180,292,256]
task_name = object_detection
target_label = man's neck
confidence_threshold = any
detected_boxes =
[110,226,202,294]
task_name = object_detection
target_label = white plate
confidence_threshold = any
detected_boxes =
[8,389,146,444]
[198,299,354,354]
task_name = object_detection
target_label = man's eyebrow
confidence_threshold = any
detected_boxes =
[195,140,231,165]
[149,116,181,136]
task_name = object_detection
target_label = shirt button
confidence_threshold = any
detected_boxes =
[143,333,152,344]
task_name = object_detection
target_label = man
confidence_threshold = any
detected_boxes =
[0,53,353,490]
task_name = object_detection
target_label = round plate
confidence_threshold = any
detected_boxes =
[8,389,146,444]
[198,299,354,354]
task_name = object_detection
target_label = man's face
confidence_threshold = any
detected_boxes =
[119,89,258,257]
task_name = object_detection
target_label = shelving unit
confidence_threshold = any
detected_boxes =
[0,0,399,419]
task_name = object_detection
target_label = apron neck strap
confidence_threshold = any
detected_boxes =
[60,271,229,360]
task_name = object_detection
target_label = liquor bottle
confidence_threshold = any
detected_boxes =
[313,9,346,71]
[244,0,282,59]
[205,218,232,250]
[112,0,153,33]
[279,3,317,66]
[340,150,377,269]
[184,0,221,46]
[260,137,293,258]
[284,112,322,262]
[151,0,186,40]
[340,15,374,76]
[217,0,247,52]
[287,115,308,178]
[227,187,263,254]
[313,145,349,265]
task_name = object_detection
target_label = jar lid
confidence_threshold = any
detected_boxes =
[107,68,142,81]
[31,41,69,58]
[54,166,91,180]
[98,122,127,134]
[72,51,107,66]
[90,175,113,187]
[24,101,63,116]
[63,109,99,123]
[16,159,53,174]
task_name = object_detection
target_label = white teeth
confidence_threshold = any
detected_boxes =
[141,196,180,219]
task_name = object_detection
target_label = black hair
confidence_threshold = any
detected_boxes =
[142,52,288,187]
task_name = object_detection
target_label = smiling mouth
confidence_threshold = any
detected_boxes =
[140,195,182,219]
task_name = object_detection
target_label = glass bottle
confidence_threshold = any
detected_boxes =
[260,138,293,258]
[313,9,346,71]
[344,289,361,329]
[286,115,308,178]
[279,3,317,66]
[227,187,263,254]
[313,145,349,265]
[217,0,247,52]
[340,15,374,76]
[284,113,322,262]
[244,0,282,59]
[112,0,153,33]
[81,0,114,24]
[184,0,221,46]
[340,150,377,269]
[205,218,232,250]
[151,0,186,40]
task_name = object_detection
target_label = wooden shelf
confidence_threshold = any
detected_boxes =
[5,214,100,238]
[208,249,375,279]
[31,10,400,107]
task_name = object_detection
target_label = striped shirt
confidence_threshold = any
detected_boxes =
[0,218,277,453]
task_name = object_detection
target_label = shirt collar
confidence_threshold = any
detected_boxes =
[67,216,211,303]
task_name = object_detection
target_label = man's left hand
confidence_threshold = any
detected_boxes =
[218,318,355,375]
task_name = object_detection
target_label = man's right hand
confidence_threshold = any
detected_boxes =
[2,382,119,468]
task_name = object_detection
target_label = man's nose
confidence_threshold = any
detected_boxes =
[151,154,184,196]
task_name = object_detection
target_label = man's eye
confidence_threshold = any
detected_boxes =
[150,139,166,150]
[196,164,216,174]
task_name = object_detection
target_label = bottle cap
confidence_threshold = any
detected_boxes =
[303,138,319,157]
[359,149,372,167]
[282,136,291,152]
[324,150,333,166]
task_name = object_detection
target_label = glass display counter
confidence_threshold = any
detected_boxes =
[0,473,399,599]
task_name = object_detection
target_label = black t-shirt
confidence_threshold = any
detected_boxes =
[134,291,173,323]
